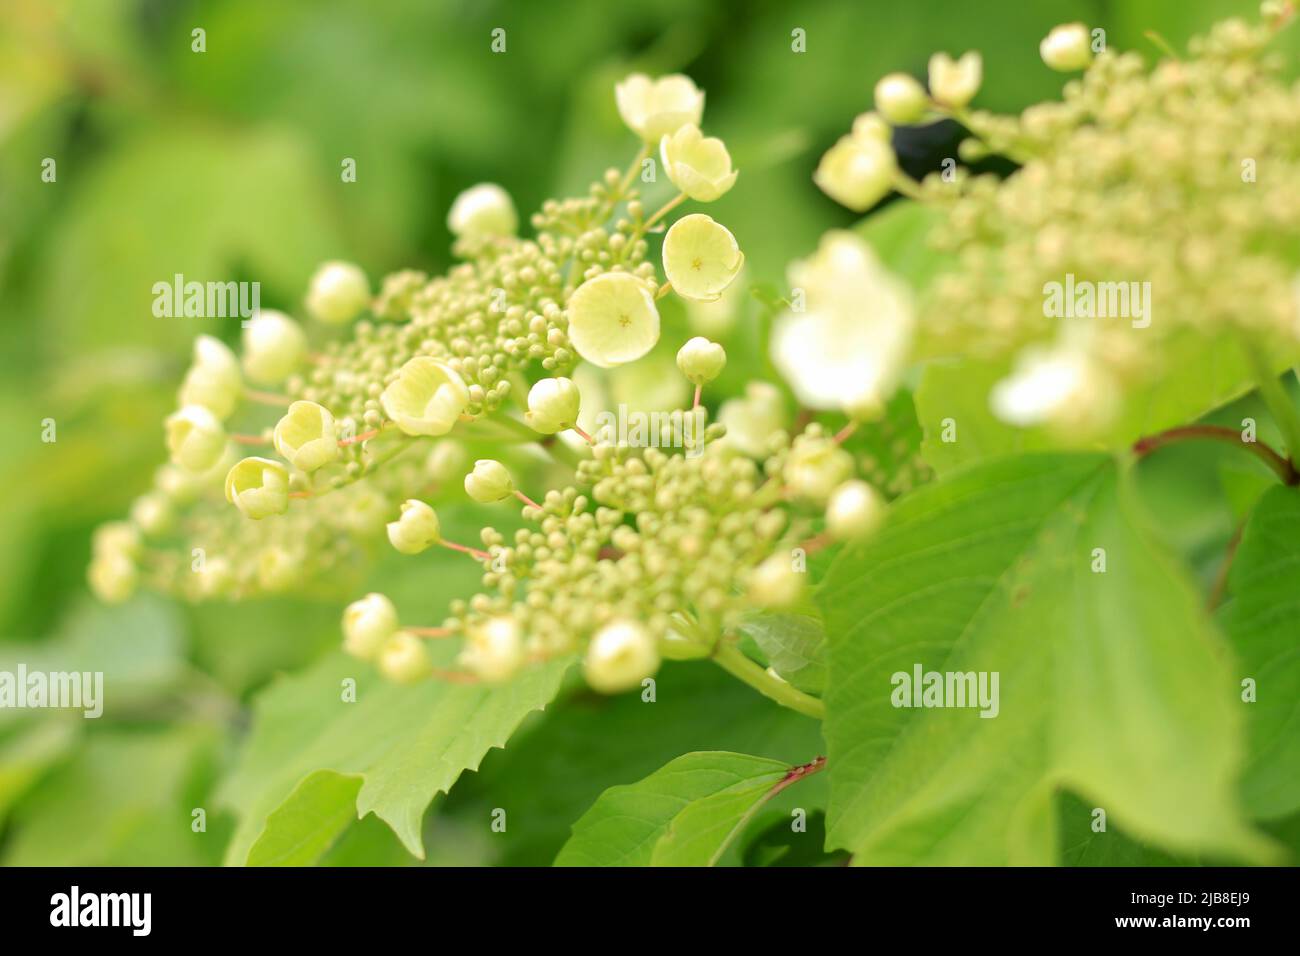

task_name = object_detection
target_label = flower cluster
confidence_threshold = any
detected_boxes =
[814,7,1300,433]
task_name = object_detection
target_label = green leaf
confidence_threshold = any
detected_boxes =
[854,200,948,292]
[817,452,1272,864]
[740,613,827,694]
[1218,485,1300,820]
[444,661,824,866]
[555,751,802,867]
[245,771,364,867]
[217,648,569,864]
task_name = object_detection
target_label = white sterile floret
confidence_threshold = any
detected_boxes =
[990,340,1116,432]
[273,401,340,473]
[928,51,982,108]
[747,554,804,609]
[814,131,897,212]
[526,377,582,434]
[380,357,470,436]
[615,73,705,143]
[378,632,432,684]
[718,382,787,457]
[770,231,914,411]
[165,405,227,473]
[224,457,290,520]
[660,124,738,202]
[662,214,744,302]
[566,273,660,368]
[342,592,400,660]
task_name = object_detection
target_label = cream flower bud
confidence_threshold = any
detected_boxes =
[662,214,744,302]
[874,73,929,124]
[178,335,242,420]
[566,272,660,368]
[928,51,982,108]
[257,546,300,592]
[380,357,470,436]
[224,457,290,520]
[305,260,370,325]
[130,492,174,536]
[525,377,582,434]
[464,459,514,503]
[785,438,854,505]
[88,552,137,604]
[851,112,892,144]
[615,73,704,143]
[93,521,142,561]
[165,405,226,473]
[459,615,524,683]
[378,632,433,684]
[426,440,469,484]
[387,499,441,554]
[447,183,518,238]
[1040,23,1093,72]
[241,309,307,385]
[748,554,803,609]
[273,400,340,473]
[583,620,660,694]
[826,480,886,541]
[660,124,738,202]
[343,592,399,661]
[676,336,727,386]
[719,382,787,457]
[814,134,896,212]
[195,556,234,600]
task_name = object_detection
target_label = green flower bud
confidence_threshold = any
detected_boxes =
[241,309,307,384]
[583,620,660,693]
[224,457,290,519]
[273,400,341,473]
[380,357,469,436]
[464,459,515,503]
[459,615,524,683]
[525,377,582,434]
[387,499,441,554]
[165,405,227,473]
[826,479,886,541]
[814,133,896,212]
[1040,23,1093,72]
[305,260,370,325]
[343,592,399,660]
[874,72,929,124]
[378,631,432,684]
[448,183,518,238]
[675,336,727,386]
[178,335,242,420]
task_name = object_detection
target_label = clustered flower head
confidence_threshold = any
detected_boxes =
[88,69,767,648]
[822,10,1300,435]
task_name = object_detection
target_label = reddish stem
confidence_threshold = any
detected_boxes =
[440,540,490,561]
[514,489,542,510]
[570,424,597,445]
[833,421,858,444]
[338,427,382,446]
[230,433,270,446]
[244,388,293,407]
[1133,425,1297,484]
[407,626,455,639]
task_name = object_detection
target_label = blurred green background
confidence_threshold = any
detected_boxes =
[0,0,1279,865]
